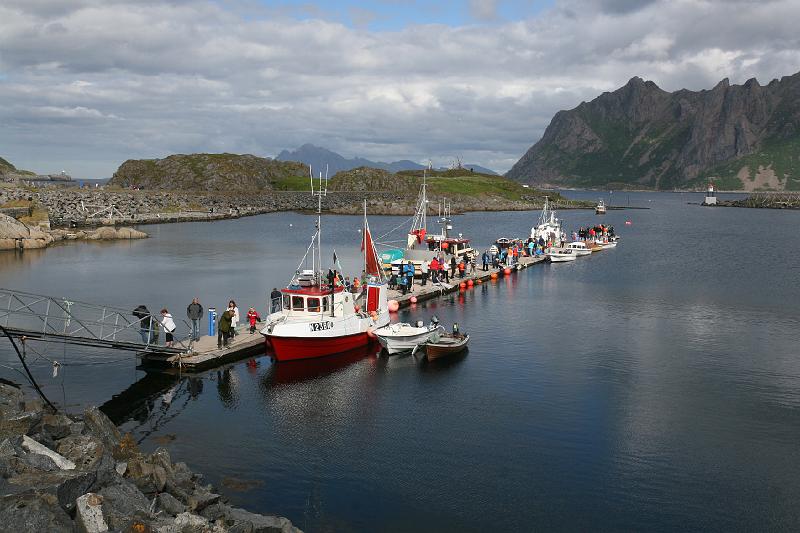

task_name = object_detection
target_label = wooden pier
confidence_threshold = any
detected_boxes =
[389,255,546,308]
[139,255,548,373]
[139,325,265,373]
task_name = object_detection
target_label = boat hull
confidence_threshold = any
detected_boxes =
[266,332,369,362]
[426,334,470,360]
[375,331,436,354]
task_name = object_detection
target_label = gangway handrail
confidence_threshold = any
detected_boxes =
[0,288,195,354]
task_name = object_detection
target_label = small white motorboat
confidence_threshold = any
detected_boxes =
[373,319,443,354]
[595,199,607,214]
[547,248,577,262]
[565,241,592,256]
[597,240,618,249]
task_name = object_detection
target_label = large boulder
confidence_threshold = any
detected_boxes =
[56,434,106,471]
[0,491,73,533]
[0,410,42,440]
[227,507,300,533]
[83,406,121,450]
[75,492,109,533]
[98,479,151,530]
[0,382,24,416]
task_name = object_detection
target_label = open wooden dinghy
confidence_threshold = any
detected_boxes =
[425,333,470,360]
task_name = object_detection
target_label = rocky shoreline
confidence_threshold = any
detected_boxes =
[0,187,590,229]
[0,381,300,532]
[0,214,147,251]
[717,192,800,209]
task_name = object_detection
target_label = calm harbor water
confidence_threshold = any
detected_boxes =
[2,191,800,531]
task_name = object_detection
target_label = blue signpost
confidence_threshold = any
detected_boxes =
[208,307,216,337]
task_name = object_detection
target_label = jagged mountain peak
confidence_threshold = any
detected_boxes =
[506,71,800,190]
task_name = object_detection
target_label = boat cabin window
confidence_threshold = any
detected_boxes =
[292,296,304,311]
[307,298,320,312]
[282,294,290,310]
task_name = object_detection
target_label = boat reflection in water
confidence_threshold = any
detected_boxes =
[264,342,382,386]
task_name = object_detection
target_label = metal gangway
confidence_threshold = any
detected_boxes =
[0,288,193,354]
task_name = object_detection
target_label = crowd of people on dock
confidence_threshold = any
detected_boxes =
[130,224,618,348]
[574,224,615,242]
[131,298,262,349]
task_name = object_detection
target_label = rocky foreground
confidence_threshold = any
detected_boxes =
[0,382,300,532]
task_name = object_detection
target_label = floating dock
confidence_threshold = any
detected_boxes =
[140,255,548,373]
[139,327,265,373]
[388,255,546,308]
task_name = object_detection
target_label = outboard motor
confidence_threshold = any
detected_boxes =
[416,319,424,328]
[452,323,459,334]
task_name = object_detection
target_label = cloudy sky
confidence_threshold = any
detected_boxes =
[1,0,799,178]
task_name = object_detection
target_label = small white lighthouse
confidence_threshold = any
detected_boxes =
[703,183,717,205]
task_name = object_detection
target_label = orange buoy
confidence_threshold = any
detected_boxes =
[388,300,400,312]
[354,305,360,313]
[490,272,498,279]
[459,282,466,289]
[410,296,418,304]
[441,242,449,249]
[476,279,482,284]
[504,268,512,275]
[467,279,474,287]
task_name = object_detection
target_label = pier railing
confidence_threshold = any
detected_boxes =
[0,288,191,354]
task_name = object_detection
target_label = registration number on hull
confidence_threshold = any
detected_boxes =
[309,321,334,332]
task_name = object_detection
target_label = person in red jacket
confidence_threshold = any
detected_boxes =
[247,307,261,334]
[429,257,440,283]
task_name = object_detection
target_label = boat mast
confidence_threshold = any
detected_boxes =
[363,199,367,276]
[312,166,327,286]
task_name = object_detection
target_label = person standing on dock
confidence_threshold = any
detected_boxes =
[187,298,203,342]
[218,306,233,348]
[160,308,176,348]
[450,256,457,279]
[429,257,439,283]
[247,307,261,334]
[228,300,240,338]
[132,304,152,344]
[398,270,408,295]
[482,251,489,271]
[420,260,429,286]
[270,288,282,313]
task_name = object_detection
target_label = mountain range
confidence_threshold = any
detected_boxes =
[506,72,800,190]
[277,144,497,176]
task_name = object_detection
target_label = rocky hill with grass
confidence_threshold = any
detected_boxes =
[506,71,800,191]
[0,156,36,181]
[322,166,576,214]
[108,153,309,192]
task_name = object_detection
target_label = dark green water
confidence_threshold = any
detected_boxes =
[1,191,799,531]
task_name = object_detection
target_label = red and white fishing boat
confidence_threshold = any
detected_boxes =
[261,182,389,362]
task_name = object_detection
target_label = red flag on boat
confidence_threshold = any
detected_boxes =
[361,223,381,276]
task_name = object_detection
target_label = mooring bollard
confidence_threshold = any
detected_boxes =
[208,307,217,337]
